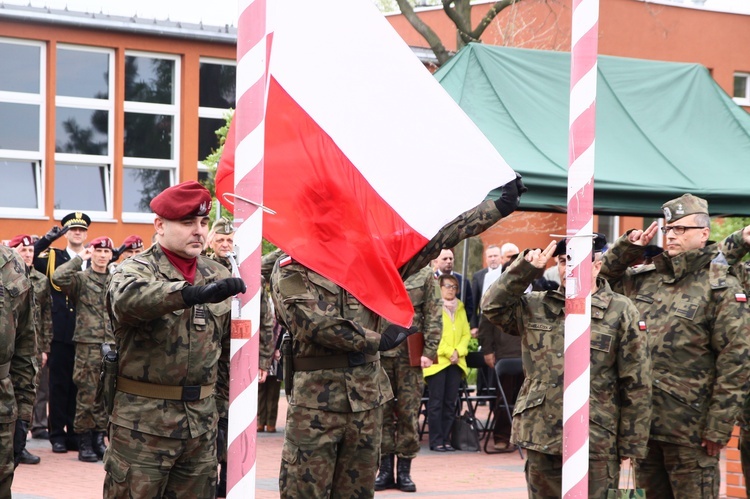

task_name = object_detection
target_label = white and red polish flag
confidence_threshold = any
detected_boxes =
[216,0,514,326]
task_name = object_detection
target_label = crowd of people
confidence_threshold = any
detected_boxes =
[2,178,750,499]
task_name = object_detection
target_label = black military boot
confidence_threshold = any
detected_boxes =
[396,457,417,493]
[77,431,98,463]
[374,454,396,491]
[93,431,107,460]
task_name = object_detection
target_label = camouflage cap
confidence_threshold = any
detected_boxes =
[661,193,708,223]
[212,217,234,235]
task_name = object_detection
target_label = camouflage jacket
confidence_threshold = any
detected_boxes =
[600,234,750,448]
[271,200,504,413]
[29,268,52,354]
[482,253,652,460]
[0,246,37,423]
[53,256,114,345]
[107,244,232,439]
[380,266,442,360]
[719,229,750,290]
[210,252,275,370]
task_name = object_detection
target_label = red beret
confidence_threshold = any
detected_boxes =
[150,181,212,220]
[90,237,114,250]
[122,235,144,249]
[9,234,33,248]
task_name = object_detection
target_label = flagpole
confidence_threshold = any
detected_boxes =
[562,0,599,496]
[226,0,267,497]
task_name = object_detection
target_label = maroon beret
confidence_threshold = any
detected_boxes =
[122,235,144,249]
[9,234,33,248]
[89,237,114,250]
[150,181,213,220]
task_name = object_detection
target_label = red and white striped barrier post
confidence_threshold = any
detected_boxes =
[227,0,267,497]
[563,0,599,496]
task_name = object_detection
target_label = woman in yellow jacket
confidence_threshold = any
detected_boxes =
[424,274,471,452]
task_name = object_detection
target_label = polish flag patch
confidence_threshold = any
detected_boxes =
[279,256,293,268]
[736,293,747,303]
[638,321,647,331]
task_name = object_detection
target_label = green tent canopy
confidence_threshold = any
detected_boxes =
[435,44,750,217]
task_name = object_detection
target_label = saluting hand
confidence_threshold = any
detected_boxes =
[78,246,94,261]
[525,241,557,269]
[628,221,659,246]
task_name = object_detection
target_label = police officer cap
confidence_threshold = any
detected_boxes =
[8,234,33,248]
[150,181,212,220]
[122,235,144,249]
[212,217,234,235]
[553,233,607,257]
[661,193,709,223]
[89,236,114,250]
[61,211,91,230]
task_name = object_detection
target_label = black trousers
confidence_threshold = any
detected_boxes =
[48,341,78,446]
[425,364,462,449]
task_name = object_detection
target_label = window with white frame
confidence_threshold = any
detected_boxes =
[122,51,180,221]
[198,58,235,185]
[733,73,750,106]
[54,45,114,219]
[0,38,45,217]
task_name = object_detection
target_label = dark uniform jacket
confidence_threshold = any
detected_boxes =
[33,239,77,344]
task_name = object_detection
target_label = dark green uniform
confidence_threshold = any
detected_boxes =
[482,252,652,499]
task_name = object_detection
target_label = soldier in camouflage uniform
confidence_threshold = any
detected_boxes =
[53,236,116,463]
[717,224,750,497]
[0,245,37,497]
[104,181,246,498]
[9,234,52,465]
[600,194,750,498]
[271,176,525,498]
[374,265,441,493]
[481,235,652,498]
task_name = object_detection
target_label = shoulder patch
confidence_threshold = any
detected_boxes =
[279,256,293,268]
[736,293,747,303]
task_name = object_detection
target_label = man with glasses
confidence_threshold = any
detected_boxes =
[600,193,750,498]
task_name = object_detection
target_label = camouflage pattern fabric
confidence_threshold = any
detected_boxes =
[635,440,719,498]
[600,234,750,448]
[525,449,619,499]
[0,422,13,497]
[29,268,52,355]
[279,404,383,499]
[481,253,652,461]
[271,200,504,497]
[105,243,231,495]
[72,342,109,433]
[103,423,218,499]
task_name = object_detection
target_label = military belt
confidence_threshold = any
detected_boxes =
[116,376,213,402]
[0,361,10,379]
[293,352,380,371]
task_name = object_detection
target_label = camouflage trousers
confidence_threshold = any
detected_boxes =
[0,422,14,499]
[380,355,424,459]
[72,342,108,433]
[524,449,619,499]
[740,429,750,498]
[635,439,719,498]
[280,404,383,499]
[103,424,218,499]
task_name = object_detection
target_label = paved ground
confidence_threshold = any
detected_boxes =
[10,396,727,498]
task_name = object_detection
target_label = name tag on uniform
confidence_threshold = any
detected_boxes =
[528,322,552,331]
[193,305,207,330]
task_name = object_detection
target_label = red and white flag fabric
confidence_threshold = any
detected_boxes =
[217,0,515,326]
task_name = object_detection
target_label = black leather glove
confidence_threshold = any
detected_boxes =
[42,225,69,243]
[13,420,28,469]
[181,277,247,306]
[494,173,528,218]
[378,324,418,351]
[110,244,128,262]
[217,417,228,462]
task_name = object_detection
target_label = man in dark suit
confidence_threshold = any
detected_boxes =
[434,248,473,326]
[34,212,90,453]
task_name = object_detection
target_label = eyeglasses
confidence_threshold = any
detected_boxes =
[660,225,707,235]
[441,284,458,290]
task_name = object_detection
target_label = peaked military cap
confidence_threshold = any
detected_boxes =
[661,193,709,223]
[553,232,607,257]
[212,217,234,235]
[150,181,212,220]
[8,234,33,248]
[61,211,91,229]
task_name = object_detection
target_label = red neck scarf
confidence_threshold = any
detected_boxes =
[161,246,198,285]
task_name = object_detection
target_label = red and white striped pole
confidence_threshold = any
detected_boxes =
[562,0,599,496]
[227,0,267,497]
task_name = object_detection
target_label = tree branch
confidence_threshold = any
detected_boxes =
[395,0,453,65]
[468,0,520,41]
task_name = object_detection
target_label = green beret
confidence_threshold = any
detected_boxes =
[661,193,708,223]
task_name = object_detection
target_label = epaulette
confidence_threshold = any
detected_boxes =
[708,260,730,290]
[132,257,150,267]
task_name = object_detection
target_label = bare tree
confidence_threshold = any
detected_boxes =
[393,0,524,65]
